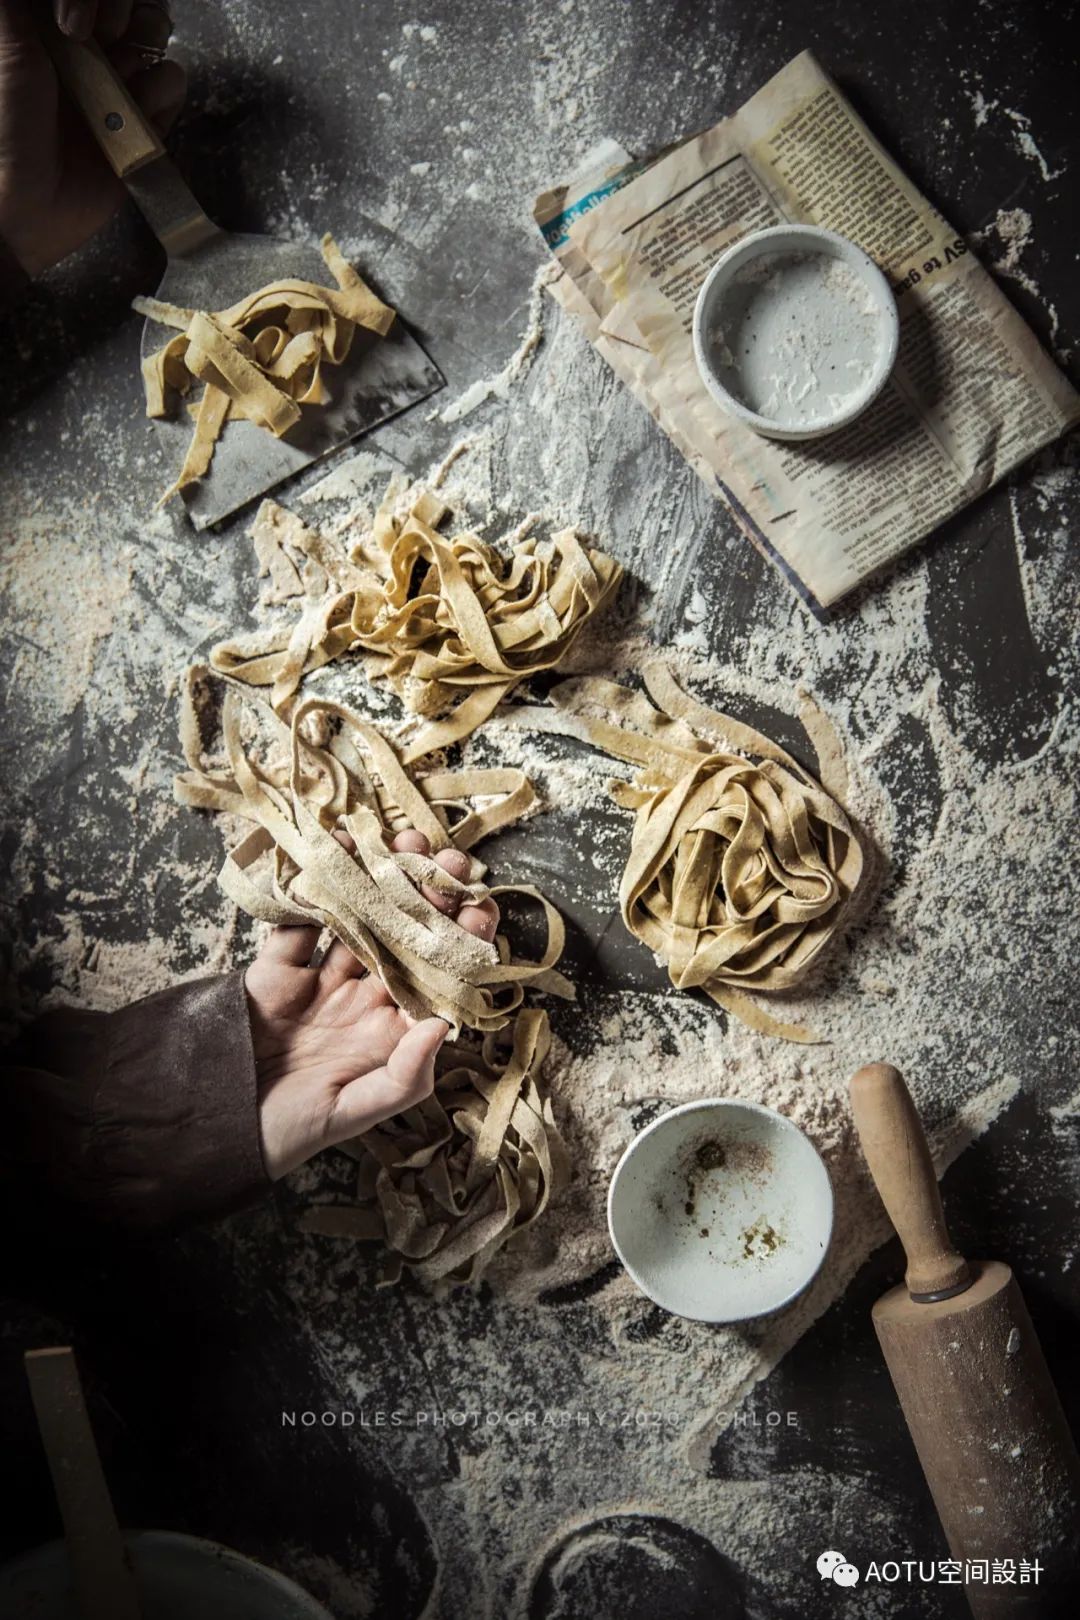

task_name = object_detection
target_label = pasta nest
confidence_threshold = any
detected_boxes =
[303,1008,567,1286]
[516,663,865,1041]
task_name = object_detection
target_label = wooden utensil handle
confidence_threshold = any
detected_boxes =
[44,33,164,177]
[25,1347,141,1620]
[850,1063,972,1300]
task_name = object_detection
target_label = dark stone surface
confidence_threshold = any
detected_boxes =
[1,2,1077,1618]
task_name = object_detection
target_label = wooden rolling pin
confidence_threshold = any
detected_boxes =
[850,1063,1080,1619]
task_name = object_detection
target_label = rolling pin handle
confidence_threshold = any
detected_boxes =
[850,1062,973,1302]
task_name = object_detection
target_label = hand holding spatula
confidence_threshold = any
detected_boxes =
[41,11,442,526]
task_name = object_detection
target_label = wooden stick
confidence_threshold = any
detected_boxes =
[24,1347,141,1620]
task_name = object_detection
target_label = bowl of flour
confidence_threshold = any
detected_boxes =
[692,224,899,441]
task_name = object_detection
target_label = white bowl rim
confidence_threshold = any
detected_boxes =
[0,1530,337,1619]
[607,1096,835,1323]
[691,223,900,440]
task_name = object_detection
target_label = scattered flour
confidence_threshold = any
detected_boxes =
[970,207,1064,359]
[436,262,554,424]
[1,11,1075,1613]
[963,82,1064,184]
[1002,108,1064,185]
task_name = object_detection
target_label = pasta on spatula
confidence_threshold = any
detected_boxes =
[136,235,395,503]
[509,663,864,1042]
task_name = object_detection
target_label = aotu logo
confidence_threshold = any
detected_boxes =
[817,1550,860,1587]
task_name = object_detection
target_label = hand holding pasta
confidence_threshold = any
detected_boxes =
[250,826,499,1181]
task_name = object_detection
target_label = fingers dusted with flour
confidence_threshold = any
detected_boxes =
[313,827,501,991]
[256,920,323,970]
[387,828,501,938]
[247,823,503,1180]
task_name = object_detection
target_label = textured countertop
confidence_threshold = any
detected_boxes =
[1,2,1077,1616]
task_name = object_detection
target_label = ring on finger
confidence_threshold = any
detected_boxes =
[128,0,174,50]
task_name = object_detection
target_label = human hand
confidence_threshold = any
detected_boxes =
[248,829,500,1181]
[0,0,186,276]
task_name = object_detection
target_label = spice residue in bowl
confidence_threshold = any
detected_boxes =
[659,1126,776,1253]
[646,1130,789,1268]
[677,1129,772,1216]
[740,1217,784,1260]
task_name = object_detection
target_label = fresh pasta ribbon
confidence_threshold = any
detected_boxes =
[136,235,395,503]
[205,485,622,755]
[174,672,572,1034]
[301,1006,568,1286]
[512,663,864,1042]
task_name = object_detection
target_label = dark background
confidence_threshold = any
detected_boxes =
[1,2,1078,1617]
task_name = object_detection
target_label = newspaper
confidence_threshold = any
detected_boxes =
[534,51,1080,614]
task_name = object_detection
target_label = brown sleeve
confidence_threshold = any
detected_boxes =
[3,971,270,1229]
[0,235,29,311]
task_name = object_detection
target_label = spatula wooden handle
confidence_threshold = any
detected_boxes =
[44,33,164,177]
[850,1063,972,1300]
[25,1346,141,1620]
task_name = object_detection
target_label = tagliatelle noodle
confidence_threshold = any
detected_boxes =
[204,489,622,755]
[301,1007,569,1285]
[135,235,395,503]
[507,662,864,1043]
[173,673,571,1035]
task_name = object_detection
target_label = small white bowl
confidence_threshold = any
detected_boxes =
[607,1098,833,1323]
[0,1532,336,1619]
[692,224,899,441]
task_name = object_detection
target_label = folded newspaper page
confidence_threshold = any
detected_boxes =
[534,51,1080,614]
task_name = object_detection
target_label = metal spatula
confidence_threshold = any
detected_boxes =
[46,33,443,528]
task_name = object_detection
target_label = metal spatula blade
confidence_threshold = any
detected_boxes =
[48,35,443,528]
[139,224,443,528]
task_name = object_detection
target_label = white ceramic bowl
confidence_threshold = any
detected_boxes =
[607,1098,833,1323]
[692,224,899,441]
[0,1532,336,1620]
